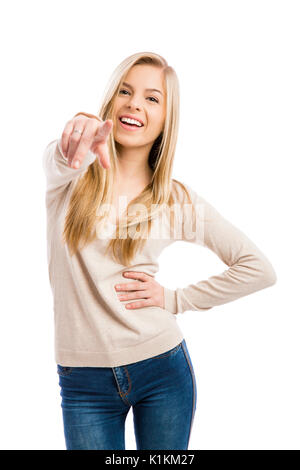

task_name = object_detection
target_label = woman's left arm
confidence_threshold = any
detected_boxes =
[164,185,277,315]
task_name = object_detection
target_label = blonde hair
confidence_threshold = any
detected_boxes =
[62,51,193,266]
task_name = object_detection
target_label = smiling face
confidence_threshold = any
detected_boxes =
[112,64,166,150]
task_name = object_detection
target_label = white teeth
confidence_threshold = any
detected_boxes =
[120,117,143,127]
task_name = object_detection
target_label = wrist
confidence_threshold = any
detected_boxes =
[163,287,178,314]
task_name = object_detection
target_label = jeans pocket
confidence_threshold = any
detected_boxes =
[57,364,74,377]
[151,341,183,360]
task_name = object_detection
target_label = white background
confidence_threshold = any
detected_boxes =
[0,0,299,450]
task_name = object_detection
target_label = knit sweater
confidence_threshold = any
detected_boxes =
[42,138,277,367]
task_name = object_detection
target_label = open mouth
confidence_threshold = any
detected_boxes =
[119,117,144,131]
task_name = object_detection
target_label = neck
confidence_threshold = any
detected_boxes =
[115,143,154,186]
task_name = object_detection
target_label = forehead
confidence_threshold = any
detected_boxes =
[123,64,165,94]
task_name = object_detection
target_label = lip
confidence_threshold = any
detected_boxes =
[119,114,144,126]
[119,119,143,132]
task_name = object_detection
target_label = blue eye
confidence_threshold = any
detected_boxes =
[119,89,159,103]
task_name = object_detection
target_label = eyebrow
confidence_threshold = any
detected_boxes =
[121,82,163,96]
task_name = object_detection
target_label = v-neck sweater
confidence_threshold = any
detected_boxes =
[43,138,277,367]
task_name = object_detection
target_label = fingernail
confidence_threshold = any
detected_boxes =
[74,160,79,168]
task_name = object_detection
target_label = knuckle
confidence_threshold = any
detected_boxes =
[72,119,84,127]
[62,130,70,139]
[70,133,81,143]
[80,135,92,145]
[90,119,100,129]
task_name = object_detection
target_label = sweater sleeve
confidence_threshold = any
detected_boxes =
[42,138,97,193]
[164,184,277,314]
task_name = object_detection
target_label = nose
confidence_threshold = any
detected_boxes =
[126,95,141,110]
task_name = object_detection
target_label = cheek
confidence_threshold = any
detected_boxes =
[147,110,164,131]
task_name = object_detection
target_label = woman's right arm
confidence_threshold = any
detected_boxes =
[42,114,113,194]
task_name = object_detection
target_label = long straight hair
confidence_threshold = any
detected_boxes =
[62,52,193,266]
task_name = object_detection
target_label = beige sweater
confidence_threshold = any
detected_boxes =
[43,139,277,367]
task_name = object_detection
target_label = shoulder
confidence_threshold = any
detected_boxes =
[171,179,204,205]
[170,179,220,225]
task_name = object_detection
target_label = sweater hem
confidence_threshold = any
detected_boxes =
[55,327,185,368]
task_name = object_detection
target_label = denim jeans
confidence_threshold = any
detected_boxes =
[57,338,197,450]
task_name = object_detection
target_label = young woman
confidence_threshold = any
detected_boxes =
[43,52,277,450]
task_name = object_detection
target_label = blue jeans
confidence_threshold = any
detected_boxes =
[57,338,197,450]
